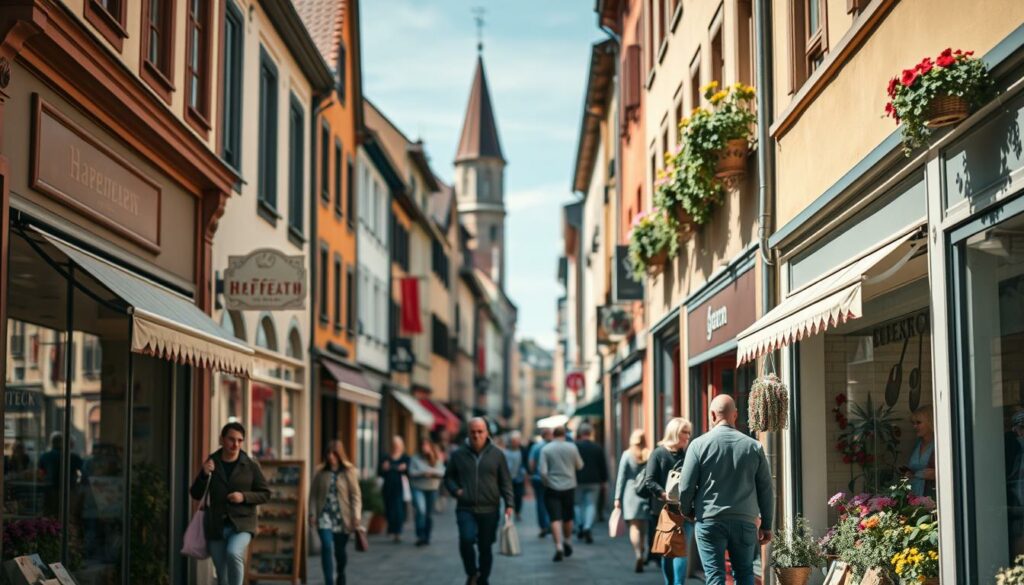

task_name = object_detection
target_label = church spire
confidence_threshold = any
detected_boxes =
[455,52,505,164]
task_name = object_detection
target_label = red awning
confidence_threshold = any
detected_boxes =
[419,398,462,434]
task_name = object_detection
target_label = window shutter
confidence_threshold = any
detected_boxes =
[624,44,641,111]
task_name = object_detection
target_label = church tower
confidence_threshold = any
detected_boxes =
[455,53,507,288]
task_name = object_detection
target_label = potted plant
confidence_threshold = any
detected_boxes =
[770,516,826,585]
[833,393,902,494]
[359,478,387,534]
[748,373,790,432]
[996,555,1024,585]
[885,48,992,155]
[626,209,679,281]
[658,82,757,227]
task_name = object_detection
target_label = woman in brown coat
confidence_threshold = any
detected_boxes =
[309,439,363,585]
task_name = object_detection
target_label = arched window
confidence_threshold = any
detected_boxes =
[255,314,278,352]
[286,324,303,360]
[219,310,247,342]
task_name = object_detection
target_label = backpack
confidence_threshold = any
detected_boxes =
[651,505,688,558]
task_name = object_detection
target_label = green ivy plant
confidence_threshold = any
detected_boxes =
[885,48,992,154]
[626,209,679,281]
[657,82,756,225]
[770,515,826,569]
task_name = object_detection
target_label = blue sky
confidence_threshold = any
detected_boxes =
[360,0,601,349]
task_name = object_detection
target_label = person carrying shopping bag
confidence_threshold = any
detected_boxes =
[309,439,363,585]
[189,423,270,585]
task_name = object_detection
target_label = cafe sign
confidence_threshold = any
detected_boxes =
[224,249,306,310]
[687,267,756,358]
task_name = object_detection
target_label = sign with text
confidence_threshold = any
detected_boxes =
[687,268,756,358]
[565,371,585,395]
[613,246,644,302]
[597,305,633,344]
[223,249,306,310]
[390,338,414,373]
[32,96,162,252]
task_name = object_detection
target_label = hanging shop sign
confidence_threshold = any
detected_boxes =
[613,245,644,301]
[687,268,756,358]
[565,371,585,395]
[223,248,306,310]
[597,305,633,344]
[390,338,415,373]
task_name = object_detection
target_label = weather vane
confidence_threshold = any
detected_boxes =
[472,6,485,54]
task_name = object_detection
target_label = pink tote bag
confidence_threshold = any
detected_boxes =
[181,474,211,559]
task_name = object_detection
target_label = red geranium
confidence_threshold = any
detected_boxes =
[835,393,847,406]
[916,57,934,75]
[901,68,920,87]
[887,77,899,98]
[937,48,955,68]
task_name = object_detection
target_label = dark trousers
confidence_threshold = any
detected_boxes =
[531,477,550,530]
[317,530,349,585]
[456,509,500,580]
[385,492,406,535]
[512,480,525,514]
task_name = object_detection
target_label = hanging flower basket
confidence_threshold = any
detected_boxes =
[924,94,970,128]
[715,138,749,178]
[645,249,669,274]
[627,209,679,281]
[748,373,789,432]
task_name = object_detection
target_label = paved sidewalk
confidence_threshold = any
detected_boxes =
[304,496,702,585]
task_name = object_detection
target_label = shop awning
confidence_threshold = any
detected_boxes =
[321,359,381,408]
[572,396,604,419]
[537,414,570,429]
[419,398,462,434]
[41,233,253,376]
[390,390,435,426]
[737,231,920,365]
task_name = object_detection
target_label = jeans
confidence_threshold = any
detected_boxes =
[456,509,500,580]
[512,480,525,515]
[575,484,600,532]
[695,519,758,585]
[412,488,437,543]
[209,525,252,585]
[660,522,694,585]
[317,529,350,585]
[531,478,550,530]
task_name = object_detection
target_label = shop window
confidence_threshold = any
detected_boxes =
[185,0,213,133]
[790,0,828,92]
[955,211,1024,581]
[140,0,176,102]
[221,1,243,170]
[288,95,305,240]
[256,315,278,352]
[258,48,279,219]
[357,406,380,479]
[85,0,128,51]
[251,383,280,460]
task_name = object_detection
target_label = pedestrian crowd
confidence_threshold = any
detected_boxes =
[186,393,772,585]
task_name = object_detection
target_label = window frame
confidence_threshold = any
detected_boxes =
[319,242,330,325]
[257,47,280,224]
[334,139,344,217]
[346,266,356,336]
[689,50,702,112]
[320,120,331,205]
[140,0,177,103]
[220,0,244,171]
[346,157,356,229]
[85,0,128,52]
[287,93,305,243]
[333,255,343,332]
[791,0,829,92]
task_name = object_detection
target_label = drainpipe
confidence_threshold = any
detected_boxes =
[753,0,780,577]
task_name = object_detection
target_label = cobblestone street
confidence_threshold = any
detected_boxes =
[305,496,700,585]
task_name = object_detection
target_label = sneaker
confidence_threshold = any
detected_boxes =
[553,551,564,562]
[564,543,573,558]
[635,559,644,573]
[584,531,594,544]
[415,539,427,547]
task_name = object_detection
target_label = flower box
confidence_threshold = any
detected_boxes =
[715,138,750,178]
[924,94,969,128]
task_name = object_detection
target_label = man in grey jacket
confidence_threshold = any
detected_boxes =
[677,394,773,585]
[444,418,514,585]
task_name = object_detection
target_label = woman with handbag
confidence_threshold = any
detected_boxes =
[378,435,411,542]
[614,429,652,573]
[189,423,270,585]
[309,439,363,585]
[409,440,445,546]
[643,417,693,585]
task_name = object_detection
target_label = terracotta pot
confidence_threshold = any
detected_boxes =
[922,578,940,585]
[925,94,969,128]
[773,567,812,585]
[366,513,387,535]
[644,249,668,275]
[715,138,749,178]
[673,206,697,239]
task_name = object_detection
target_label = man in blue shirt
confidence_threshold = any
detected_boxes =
[677,394,773,585]
[528,427,553,537]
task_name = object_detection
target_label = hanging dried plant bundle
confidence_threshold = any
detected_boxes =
[748,373,790,432]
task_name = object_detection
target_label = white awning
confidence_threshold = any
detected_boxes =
[390,390,435,426]
[40,232,254,376]
[737,231,921,365]
[537,414,570,429]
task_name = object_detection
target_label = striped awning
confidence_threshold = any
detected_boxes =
[40,232,253,376]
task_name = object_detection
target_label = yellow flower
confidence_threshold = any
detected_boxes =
[929,551,938,560]
[919,523,930,530]
[701,81,719,94]
[904,526,914,534]
[709,90,729,105]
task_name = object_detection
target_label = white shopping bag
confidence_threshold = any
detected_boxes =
[499,520,521,556]
[608,507,626,538]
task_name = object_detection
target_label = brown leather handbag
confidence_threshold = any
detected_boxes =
[651,505,688,558]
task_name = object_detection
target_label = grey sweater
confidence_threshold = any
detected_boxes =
[409,455,445,491]
[539,439,584,491]
[677,424,774,530]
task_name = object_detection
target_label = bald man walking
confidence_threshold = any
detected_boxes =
[677,395,773,585]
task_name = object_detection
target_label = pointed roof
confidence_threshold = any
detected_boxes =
[455,56,505,164]
[293,0,345,72]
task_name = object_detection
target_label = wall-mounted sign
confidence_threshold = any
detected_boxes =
[32,96,162,252]
[687,268,756,358]
[597,305,633,344]
[390,338,414,373]
[223,248,306,310]
[613,245,644,302]
[565,371,585,395]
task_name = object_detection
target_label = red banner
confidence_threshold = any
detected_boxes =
[399,277,423,334]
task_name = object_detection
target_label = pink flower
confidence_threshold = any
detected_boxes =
[908,495,937,510]
[828,492,847,507]
[858,504,871,518]
[850,493,871,507]
[869,497,897,512]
